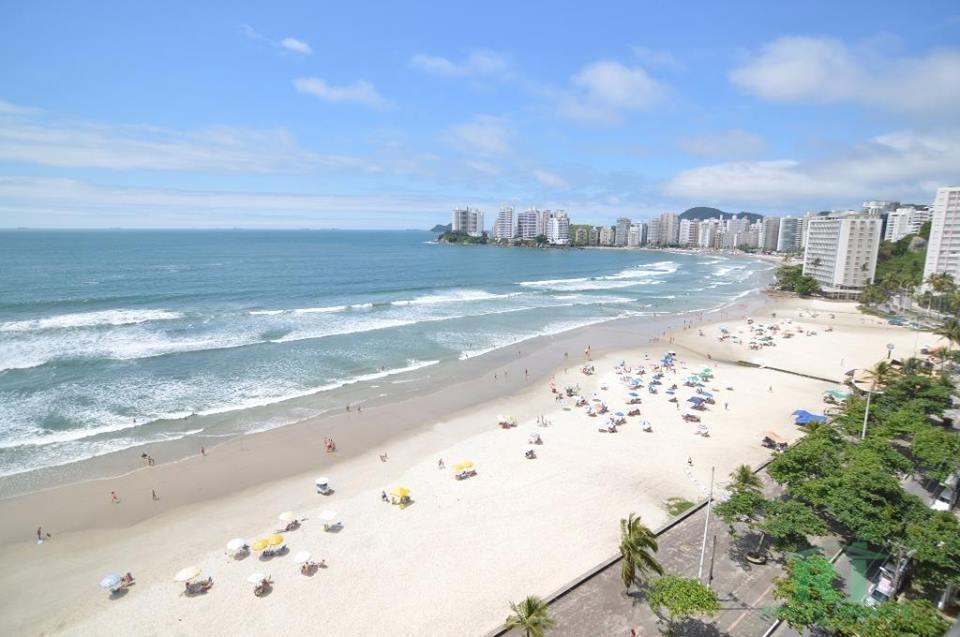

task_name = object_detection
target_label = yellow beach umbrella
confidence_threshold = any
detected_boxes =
[452,463,465,472]
[391,487,410,498]
[251,539,269,552]
[268,533,284,546]
[461,461,473,470]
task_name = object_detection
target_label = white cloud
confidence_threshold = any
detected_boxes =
[631,46,682,70]
[241,25,312,55]
[532,169,568,189]
[664,128,960,207]
[444,115,511,155]
[676,130,767,159]
[0,177,460,228]
[280,37,312,55]
[0,99,42,115]
[410,50,510,77]
[560,61,665,124]
[293,78,387,108]
[730,36,960,116]
[0,114,367,173]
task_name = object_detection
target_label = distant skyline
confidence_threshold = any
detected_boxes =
[1,1,958,229]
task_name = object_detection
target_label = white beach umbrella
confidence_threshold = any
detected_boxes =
[319,510,337,522]
[278,511,297,523]
[315,476,328,486]
[99,574,122,590]
[246,572,266,584]
[174,565,201,582]
[293,551,311,564]
[226,538,245,553]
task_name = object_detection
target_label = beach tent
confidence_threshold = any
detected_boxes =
[792,409,827,425]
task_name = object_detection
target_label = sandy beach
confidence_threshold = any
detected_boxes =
[0,294,942,636]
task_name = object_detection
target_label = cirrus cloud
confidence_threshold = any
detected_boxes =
[410,49,511,78]
[293,77,388,109]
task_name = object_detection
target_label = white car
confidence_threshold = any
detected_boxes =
[931,486,956,512]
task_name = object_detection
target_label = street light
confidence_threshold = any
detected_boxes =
[886,343,895,359]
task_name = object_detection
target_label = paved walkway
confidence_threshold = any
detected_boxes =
[505,472,789,637]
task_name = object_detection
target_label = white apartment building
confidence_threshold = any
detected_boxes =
[646,218,661,247]
[884,206,931,242]
[678,219,699,247]
[516,209,539,240]
[546,212,570,245]
[627,224,643,247]
[722,216,751,249]
[599,226,616,246]
[761,217,780,252]
[615,217,631,247]
[802,212,883,296]
[863,200,900,216]
[776,217,802,252]
[697,219,719,248]
[921,187,960,287]
[452,207,484,237]
[654,213,679,246]
[492,206,514,240]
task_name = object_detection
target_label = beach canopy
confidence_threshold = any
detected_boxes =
[763,431,786,443]
[792,409,827,425]
[226,538,246,552]
[100,574,122,590]
[319,510,337,522]
[268,534,284,546]
[174,566,201,582]
[687,396,705,403]
[246,572,266,584]
[391,487,410,498]
[251,539,269,552]
[293,551,311,564]
[278,511,297,523]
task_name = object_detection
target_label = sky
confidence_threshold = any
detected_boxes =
[0,0,958,229]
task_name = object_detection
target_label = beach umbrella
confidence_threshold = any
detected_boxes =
[100,574,122,590]
[246,572,266,584]
[278,511,297,523]
[267,534,284,546]
[615,412,624,417]
[700,392,713,398]
[391,487,410,498]
[453,463,465,472]
[629,391,639,396]
[226,538,246,553]
[687,397,705,403]
[319,510,337,522]
[461,461,473,469]
[174,566,201,582]
[251,539,269,552]
[293,551,311,564]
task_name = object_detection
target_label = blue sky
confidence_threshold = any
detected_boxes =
[1,0,958,228]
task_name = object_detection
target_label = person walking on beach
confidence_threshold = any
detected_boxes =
[381,491,388,502]
[111,491,120,504]
[687,457,693,466]
[438,458,444,470]
[524,368,528,379]
[152,489,159,501]
[201,446,206,457]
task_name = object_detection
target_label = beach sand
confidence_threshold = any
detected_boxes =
[0,296,942,636]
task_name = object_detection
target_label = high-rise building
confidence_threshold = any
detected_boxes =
[655,213,679,246]
[921,187,960,287]
[697,219,719,248]
[776,217,802,252]
[627,224,642,247]
[761,217,781,252]
[599,226,616,246]
[646,218,660,247]
[802,211,883,295]
[516,209,539,240]
[492,206,514,240]
[573,226,591,245]
[546,212,570,245]
[615,217,631,247]
[451,207,484,237]
[678,219,699,247]
[884,206,931,242]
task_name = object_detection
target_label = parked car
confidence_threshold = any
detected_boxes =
[931,485,956,512]
[864,560,899,607]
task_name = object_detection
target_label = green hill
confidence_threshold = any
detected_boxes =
[680,207,764,223]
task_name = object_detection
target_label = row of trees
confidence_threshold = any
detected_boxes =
[735,361,960,635]
[774,264,821,296]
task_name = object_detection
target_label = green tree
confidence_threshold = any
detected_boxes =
[534,234,548,246]
[910,426,960,483]
[934,317,960,351]
[505,596,555,637]
[647,575,719,635]
[758,499,828,552]
[618,513,664,590]
[773,555,845,631]
[840,599,949,637]
[905,510,960,590]
[730,464,762,492]
[768,427,846,489]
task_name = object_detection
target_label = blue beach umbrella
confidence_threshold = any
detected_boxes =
[700,392,713,398]
[628,392,639,397]
[687,397,705,403]
[615,412,624,417]
[100,574,122,590]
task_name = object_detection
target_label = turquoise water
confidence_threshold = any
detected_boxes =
[0,230,770,476]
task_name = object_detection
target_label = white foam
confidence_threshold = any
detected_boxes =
[393,289,519,306]
[0,309,183,332]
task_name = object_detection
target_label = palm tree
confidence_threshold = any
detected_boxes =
[863,360,896,388]
[926,272,956,294]
[935,318,960,351]
[730,464,762,493]
[900,357,926,376]
[619,513,664,590]
[505,596,555,637]
[930,346,950,373]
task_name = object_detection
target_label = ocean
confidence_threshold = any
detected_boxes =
[0,230,771,477]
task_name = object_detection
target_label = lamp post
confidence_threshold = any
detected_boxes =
[886,343,895,359]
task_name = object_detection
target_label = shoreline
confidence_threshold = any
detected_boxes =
[0,269,772,501]
[0,293,941,637]
[0,285,771,538]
